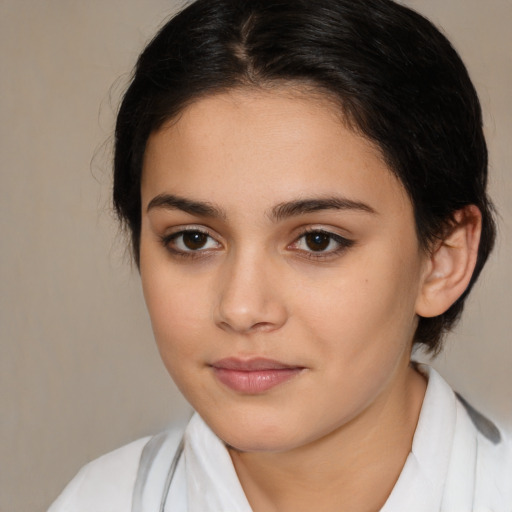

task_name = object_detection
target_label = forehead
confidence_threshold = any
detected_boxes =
[141,88,411,220]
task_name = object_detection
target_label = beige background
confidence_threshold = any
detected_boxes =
[1,1,511,511]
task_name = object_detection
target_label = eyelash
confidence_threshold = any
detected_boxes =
[159,228,220,260]
[159,227,355,261]
[290,228,355,261]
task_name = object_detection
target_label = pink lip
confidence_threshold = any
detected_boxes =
[210,358,304,394]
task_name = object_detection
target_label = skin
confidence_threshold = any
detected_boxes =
[139,88,432,511]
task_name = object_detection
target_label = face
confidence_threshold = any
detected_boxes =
[140,88,427,453]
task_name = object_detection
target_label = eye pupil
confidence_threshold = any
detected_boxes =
[183,232,208,250]
[305,232,330,251]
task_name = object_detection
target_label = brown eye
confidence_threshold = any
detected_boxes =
[163,229,221,256]
[182,231,209,250]
[290,229,354,259]
[304,232,331,251]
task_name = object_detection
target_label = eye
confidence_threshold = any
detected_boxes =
[161,229,221,256]
[303,232,335,252]
[290,229,354,258]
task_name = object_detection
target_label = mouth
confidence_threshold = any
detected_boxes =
[210,357,305,394]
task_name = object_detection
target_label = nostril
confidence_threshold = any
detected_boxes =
[214,262,288,333]
[249,322,280,333]
[215,301,288,334]
[217,319,282,334]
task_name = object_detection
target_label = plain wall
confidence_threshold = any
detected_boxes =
[1,1,510,511]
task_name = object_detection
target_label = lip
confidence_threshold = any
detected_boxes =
[210,357,305,394]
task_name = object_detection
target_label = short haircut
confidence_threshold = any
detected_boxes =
[113,0,496,353]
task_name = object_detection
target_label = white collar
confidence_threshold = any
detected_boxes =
[184,413,253,511]
[381,364,477,511]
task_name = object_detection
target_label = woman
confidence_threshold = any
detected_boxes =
[49,0,512,510]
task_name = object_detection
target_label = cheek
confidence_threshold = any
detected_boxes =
[288,256,421,426]
[140,261,211,361]
[297,246,422,362]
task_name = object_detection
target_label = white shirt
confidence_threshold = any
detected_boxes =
[48,366,512,512]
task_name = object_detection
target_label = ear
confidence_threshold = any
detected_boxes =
[416,205,482,318]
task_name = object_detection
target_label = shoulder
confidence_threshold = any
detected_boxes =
[452,383,512,506]
[47,429,183,512]
[48,437,150,512]
[474,422,512,507]
[416,364,512,508]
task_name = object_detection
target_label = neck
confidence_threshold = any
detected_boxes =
[229,363,426,512]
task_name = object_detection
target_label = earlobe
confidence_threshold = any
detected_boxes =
[416,205,482,318]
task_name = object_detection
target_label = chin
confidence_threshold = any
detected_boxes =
[223,432,301,454]
[203,409,315,454]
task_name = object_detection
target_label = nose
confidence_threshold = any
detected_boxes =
[214,251,288,334]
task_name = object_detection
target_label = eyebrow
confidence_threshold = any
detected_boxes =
[270,197,377,221]
[146,193,376,220]
[147,194,226,219]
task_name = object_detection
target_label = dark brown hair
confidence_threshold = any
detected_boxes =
[113,0,496,352]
